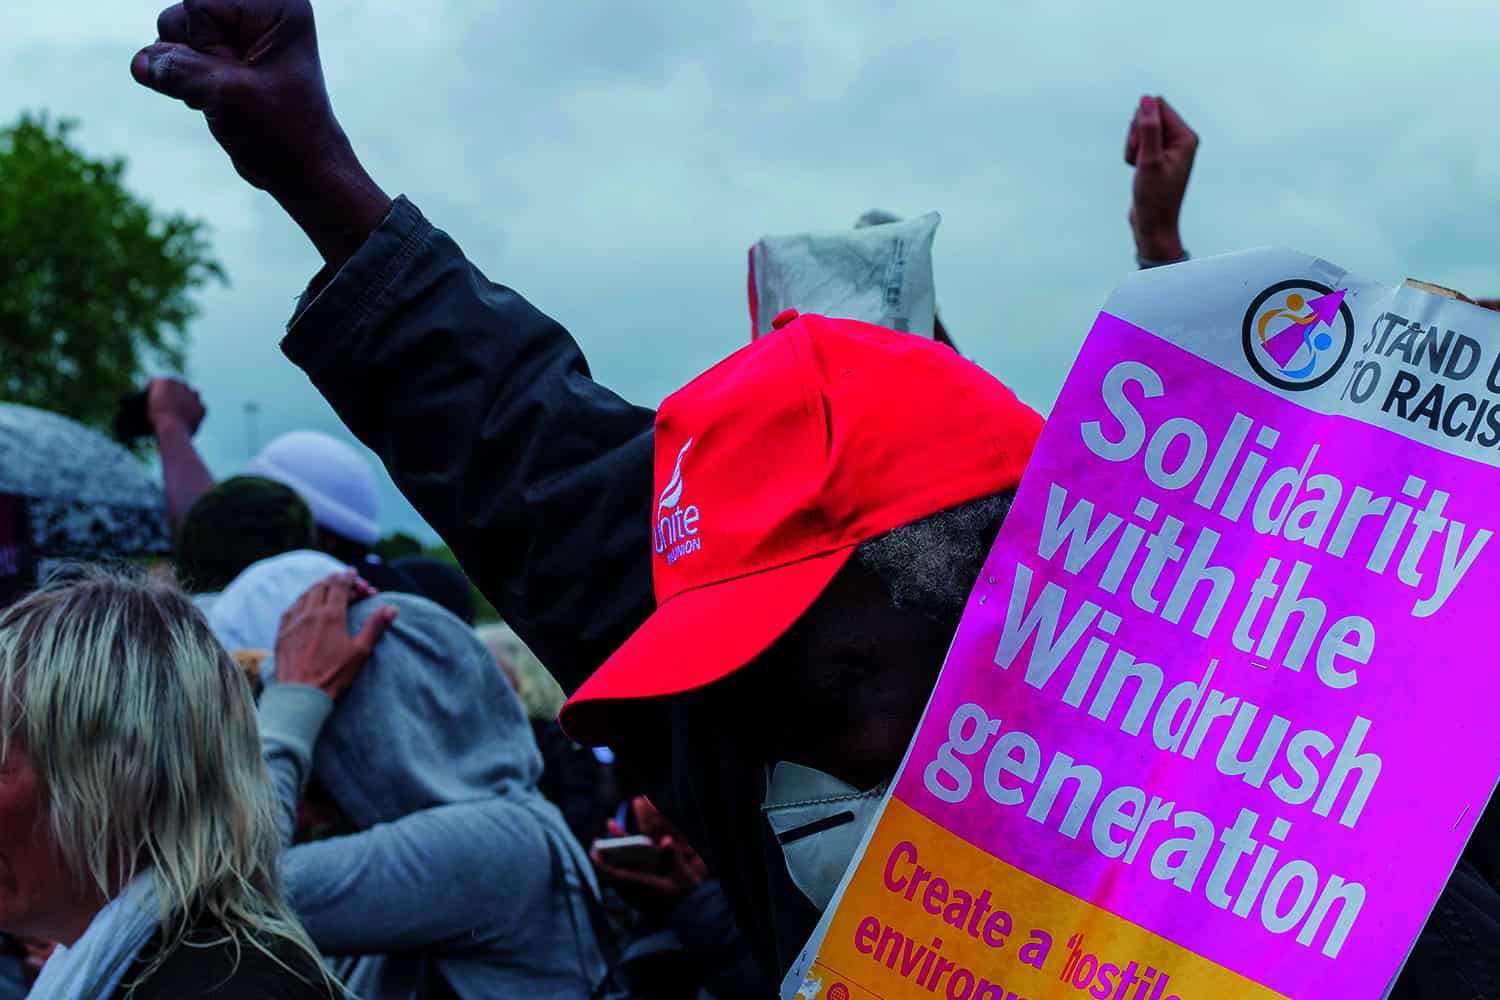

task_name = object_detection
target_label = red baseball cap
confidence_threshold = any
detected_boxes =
[559,312,1042,745]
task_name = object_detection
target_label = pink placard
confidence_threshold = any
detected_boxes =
[888,311,1500,997]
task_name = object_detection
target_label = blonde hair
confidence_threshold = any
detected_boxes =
[0,565,335,993]
[476,623,566,721]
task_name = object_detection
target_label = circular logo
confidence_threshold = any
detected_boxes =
[827,986,851,1000]
[1241,279,1354,391]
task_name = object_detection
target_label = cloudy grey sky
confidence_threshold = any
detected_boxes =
[3,1,1496,542]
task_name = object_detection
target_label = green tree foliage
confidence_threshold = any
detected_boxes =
[372,530,424,561]
[0,113,225,428]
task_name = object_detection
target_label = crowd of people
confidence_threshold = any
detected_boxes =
[0,2,1496,998]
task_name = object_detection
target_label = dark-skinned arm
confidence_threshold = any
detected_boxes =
[1124,94,1197,268]
[132,0,657,691]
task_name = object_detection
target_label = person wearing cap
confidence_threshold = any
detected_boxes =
[136,6,1038,971]
[147,377,422,595]
[156,404,478,623]
[243,429,424,593]
[236,435,476,620]
[133,5,1500,996]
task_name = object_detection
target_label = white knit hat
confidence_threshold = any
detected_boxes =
[244,431,381,547]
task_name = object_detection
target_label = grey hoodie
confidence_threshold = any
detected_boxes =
[258,593,607,1000]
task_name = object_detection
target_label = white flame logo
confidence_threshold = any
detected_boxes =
[657,437,694,511]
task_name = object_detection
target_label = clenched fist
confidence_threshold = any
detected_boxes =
[132,1,337,192]
[146,376,205,437]
[132,1,391,264]
[1125,94,1198,264]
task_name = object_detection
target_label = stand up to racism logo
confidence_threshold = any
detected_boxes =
[1242,279,1354,391]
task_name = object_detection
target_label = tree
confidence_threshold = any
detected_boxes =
[373,530,424,561]
[0,113,225,429]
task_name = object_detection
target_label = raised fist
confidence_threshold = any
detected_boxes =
[146,376,206,437]
[133,1,391,264]
[131,1,345,196]
[1125,95,1198,263]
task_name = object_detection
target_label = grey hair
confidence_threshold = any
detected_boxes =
[853,491,1015,618]
[0,565,336,994]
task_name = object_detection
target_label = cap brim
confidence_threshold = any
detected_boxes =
[560,546,855,746]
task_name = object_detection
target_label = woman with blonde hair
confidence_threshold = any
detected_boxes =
[0,568,338,999]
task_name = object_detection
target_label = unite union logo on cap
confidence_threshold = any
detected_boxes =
[653,437,703,566]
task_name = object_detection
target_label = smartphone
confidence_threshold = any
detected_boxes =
[591,835,668,872]
[113,391,153,445]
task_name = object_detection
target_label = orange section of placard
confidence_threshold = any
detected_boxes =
[794,799,1288,1000]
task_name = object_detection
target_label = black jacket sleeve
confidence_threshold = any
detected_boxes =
[280,197,657,692]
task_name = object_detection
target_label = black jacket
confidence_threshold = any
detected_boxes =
[111,925,335,999]
[280,196,1500,998]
